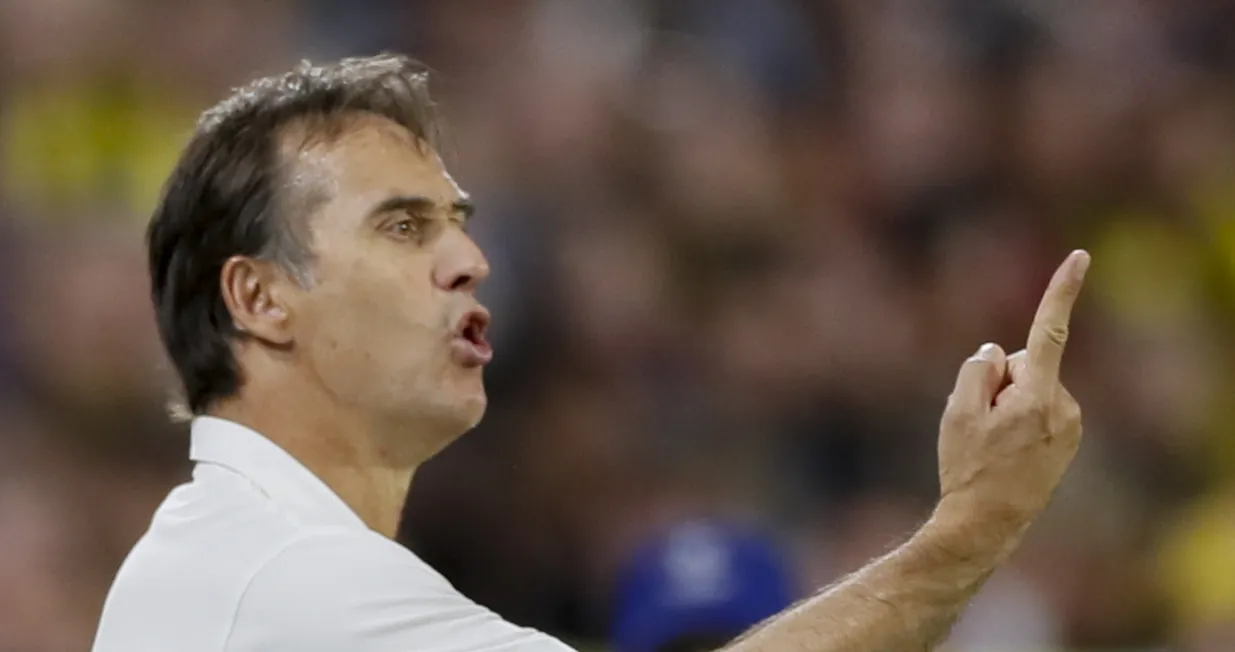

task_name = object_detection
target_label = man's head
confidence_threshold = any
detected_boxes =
[148,55,492,452]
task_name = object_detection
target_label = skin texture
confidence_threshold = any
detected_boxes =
[212,113,489,538]
[206,107,1091,651]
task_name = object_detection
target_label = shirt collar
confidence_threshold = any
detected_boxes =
[189,416,368,531]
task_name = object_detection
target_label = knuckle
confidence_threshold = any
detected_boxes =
[942,398,964,420]
[1063,397,1083,426]
[1016,396,1052,426]
[1044,323,1070,346]
[942,401,976,429]
[1033,406,1053,430]
[1042,387,1083,436]
[1057,386,1081,415]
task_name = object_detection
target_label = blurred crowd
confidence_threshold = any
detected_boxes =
[3,0,1235,650]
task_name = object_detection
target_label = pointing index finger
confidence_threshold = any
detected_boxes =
[1026,250,1090,386]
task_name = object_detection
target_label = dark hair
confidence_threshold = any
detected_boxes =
[148,54,440,418]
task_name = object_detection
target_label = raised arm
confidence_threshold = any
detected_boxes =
[723,250,1091,652]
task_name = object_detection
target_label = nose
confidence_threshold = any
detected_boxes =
[432,231,490,293]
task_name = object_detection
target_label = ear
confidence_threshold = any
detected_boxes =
[219,256,295,346]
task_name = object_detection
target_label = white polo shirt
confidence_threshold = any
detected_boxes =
[93,416,574,652]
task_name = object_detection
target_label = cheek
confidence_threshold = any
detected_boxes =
[312,252,439,326]
[296,262,447,386]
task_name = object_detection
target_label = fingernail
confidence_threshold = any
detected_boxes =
[978,343,998,359]
[1074,250,1091,278]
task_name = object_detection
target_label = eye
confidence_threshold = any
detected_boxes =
[389,217,420,238]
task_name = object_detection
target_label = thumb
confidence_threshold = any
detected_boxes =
[949,343,1008,413]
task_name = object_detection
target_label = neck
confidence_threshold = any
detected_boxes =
[210,381,421,540]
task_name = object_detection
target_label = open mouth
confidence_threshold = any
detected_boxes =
[452,308,493,366]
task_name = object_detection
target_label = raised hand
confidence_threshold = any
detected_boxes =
[720,251,1093,652]
[935,250,1089,541]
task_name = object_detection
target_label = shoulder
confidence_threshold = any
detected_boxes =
[225,530,575,652]
[241,527,448,602]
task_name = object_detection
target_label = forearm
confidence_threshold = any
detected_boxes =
[723,505,1026,652]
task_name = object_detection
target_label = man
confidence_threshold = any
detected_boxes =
[612,522,795,652]
[93,54,1089,651]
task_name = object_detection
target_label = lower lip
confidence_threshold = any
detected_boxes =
[451,337,493,367]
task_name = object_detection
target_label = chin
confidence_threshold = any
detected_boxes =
[398,371,488,452]
[412,397,485,460]
[450,371,488,428]
[426,391,487,438]
[456,392,488,431]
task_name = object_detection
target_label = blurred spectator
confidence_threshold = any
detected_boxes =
[1158,484,1235,651]
[611,521,795,652]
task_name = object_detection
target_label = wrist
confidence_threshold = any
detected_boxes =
[921,492,1031,565]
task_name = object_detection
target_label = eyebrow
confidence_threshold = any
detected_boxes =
[367,194,475,222]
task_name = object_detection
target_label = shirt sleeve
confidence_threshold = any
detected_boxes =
[224,530,577,652]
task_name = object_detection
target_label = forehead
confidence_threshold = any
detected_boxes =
[281,113,462,225]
